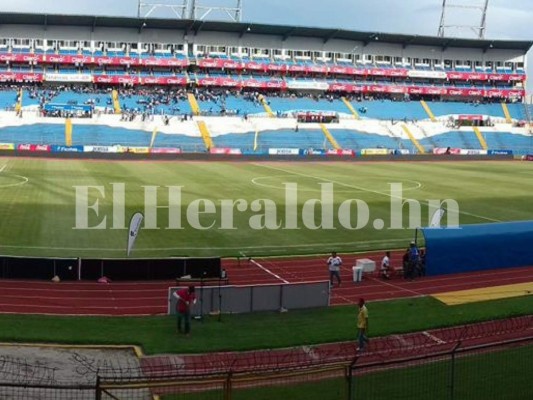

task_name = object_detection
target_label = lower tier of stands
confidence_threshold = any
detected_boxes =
[0,124,530,155]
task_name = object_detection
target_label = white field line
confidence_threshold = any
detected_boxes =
[252,163,502,223]
[0,165,6,173]
[249,258,289,284]
[0,238,410,252]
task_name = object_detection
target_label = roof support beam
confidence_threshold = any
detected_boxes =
[323,29,339,44]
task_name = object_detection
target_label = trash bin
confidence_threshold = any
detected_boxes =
[352,266,363,282]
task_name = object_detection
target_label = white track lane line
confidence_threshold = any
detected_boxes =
[422,331,447,344]
[250,258,289,284]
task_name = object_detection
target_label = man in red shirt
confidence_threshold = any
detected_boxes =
[173,286,196,335]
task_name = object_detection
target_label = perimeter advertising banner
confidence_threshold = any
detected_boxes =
[51,145,84,153]
[17,144,51,152]
[327,149,355,156]
[268,148,300,156]
[361,148,390,155]
[209,148,243,155]
[488,150,513,156]
[126,147,150,154]
[433,148,462,155]
[459,149,488,155]
[83,145,122,153]
[150,148,182,154]
[0,143,15,150]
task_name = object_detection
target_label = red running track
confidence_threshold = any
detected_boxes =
[0,250,531,315]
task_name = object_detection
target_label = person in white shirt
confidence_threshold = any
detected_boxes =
[380,251,391,280]
[326,252,342,287]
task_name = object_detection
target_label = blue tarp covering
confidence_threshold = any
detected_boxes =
[421,221,533,276]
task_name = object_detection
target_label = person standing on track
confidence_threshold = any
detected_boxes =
[326,251,342,288]
[380,251,391,279]
[356,298,369,352]
[173,286,196,336]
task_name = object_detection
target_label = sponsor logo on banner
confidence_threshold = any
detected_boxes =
[150,148,182,154]
[433,147,461,155]
[326,149,355,156]
[267,64,287,72]
[486,90,504,97]
[45,73,93,83]
[265,81,286,89]
[395,149,411,155]
[387,86,406,94]
[448,89,464,96]
[487,150,513,156]
[83,145,120,153]
[51,145,84,153]
[244,62,264,70]
[408,70,447,79]
[459,149,488,155]
[209,148,243,155]
[127,147,150,154]
[242,80,262,88]
[0,143,15,150]
[287,81,329,90]
[95,57,114,65]
[47,55,66,63]
[268,148,300,156]
[301,149,326,156]
[361,148,390,155]
[524,154,533,161]
[458,115,484,121]
[93,76,113,83]
[17,144,51,152]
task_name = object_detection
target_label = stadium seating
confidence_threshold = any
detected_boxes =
[419,131,482,150]
[119,94,192,115]
[0,90,19,109]
[0,123,206,152]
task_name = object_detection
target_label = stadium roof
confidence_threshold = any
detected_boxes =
[0,12,532,52]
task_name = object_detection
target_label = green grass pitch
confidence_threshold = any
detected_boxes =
[0,158,531,258]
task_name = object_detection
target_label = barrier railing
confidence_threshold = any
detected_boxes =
[0,317,529,399]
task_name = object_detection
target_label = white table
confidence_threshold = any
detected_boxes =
[355,258,376,273]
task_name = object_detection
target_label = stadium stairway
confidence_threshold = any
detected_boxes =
[420,100,437,122]
[341,97,360,119]
[472,126,488,150]
[319,123,341,149]
[111,90,121,114]
[501,102,513,123]
[401,125,425,154]
[197,121,214,149]
[188,93,201,116]
[258,94,275,117]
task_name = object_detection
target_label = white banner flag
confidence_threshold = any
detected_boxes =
[429,208,446,228]
[127,212,144,256]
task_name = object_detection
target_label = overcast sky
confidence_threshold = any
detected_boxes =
[0,0,531,92]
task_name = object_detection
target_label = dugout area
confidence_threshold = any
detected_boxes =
[421,220,533,276]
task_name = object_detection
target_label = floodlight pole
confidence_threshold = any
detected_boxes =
[138,0,189,19]
[438,0,489,39]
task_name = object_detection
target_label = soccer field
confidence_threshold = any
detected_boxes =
[0,158,531,258]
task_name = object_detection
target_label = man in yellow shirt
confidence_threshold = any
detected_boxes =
[357,298,369,351]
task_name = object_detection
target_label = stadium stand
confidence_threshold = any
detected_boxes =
[0,12,529,156]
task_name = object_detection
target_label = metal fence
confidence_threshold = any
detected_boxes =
[0,316,530,400]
